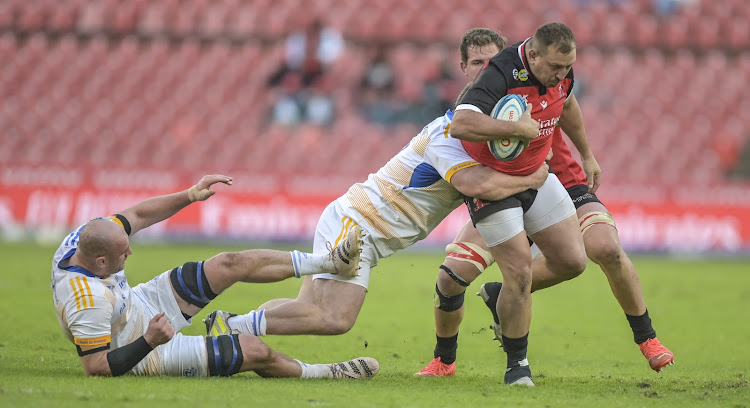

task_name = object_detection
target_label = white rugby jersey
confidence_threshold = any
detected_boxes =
[51,217,159,374]
[337,110,479,258]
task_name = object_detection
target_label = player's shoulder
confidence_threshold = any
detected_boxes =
[489,43,523,70]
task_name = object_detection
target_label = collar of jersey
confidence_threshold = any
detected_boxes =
[518,38,543,87]
[58,248,104,279]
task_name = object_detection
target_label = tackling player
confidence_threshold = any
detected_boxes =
[204,105,549,365]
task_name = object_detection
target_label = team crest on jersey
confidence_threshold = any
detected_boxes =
[540,100,548,110]
[518,69,528,81]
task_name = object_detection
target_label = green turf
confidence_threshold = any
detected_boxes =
[0,241,748,408]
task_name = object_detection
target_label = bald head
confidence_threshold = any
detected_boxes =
[78,218,129,260]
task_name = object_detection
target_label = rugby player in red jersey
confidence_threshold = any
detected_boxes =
[416,25,674,381]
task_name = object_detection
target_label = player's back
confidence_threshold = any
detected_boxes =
[337,111,477,258]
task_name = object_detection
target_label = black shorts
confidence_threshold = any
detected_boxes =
[464,189,538,225]
[566,184,603,209]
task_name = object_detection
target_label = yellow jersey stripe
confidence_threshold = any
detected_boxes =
[374,176,429,232]
[75,277,88,309]
[70,279,81,311]
[82,277,94,308]
[74,335,111,347]
[445,161,480,183]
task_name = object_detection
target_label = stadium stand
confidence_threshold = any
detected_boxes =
[0,0,748,193]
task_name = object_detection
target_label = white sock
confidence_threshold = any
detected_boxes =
[227,310,267,336]
[296,360,333,379]
[290,251,333,277]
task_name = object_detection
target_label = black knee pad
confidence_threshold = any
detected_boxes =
[170,261,217,308]
[434,284,465,312]
[439,265,470,287]
[205,334,244,377]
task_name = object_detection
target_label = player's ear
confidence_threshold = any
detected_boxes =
[528,48,537,61]
[95,256,107,268]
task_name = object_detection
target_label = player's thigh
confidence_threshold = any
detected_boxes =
[133,270,192,330]
[488,231,534,285]
[149,333,208,377]
[529,213,587,271]
[313,278,367,326]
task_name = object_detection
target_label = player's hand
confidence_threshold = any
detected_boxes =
[529,162,549,190]
[188,175,233,202]
[515,103,539,142]
[582,156,601,193]
[144,312,175,348]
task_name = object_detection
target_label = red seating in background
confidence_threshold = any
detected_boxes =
[0,0,748,188]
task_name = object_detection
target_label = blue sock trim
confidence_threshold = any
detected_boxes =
[211,337,222,376]
[196,261,206,300]
[228,334,239,374]
[291,251,302,278]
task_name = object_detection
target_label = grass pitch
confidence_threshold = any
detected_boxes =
[0,240,748,408]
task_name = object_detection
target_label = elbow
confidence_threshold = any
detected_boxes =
[84,368,111,377]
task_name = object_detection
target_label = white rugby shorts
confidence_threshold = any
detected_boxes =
[476,173,576,246]
[130,271,209,377]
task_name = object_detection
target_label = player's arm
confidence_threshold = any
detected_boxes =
[78,313,174,377]
[560,92,601,192]
[450,64,539,143]
[119,174,233,235]
[449,162,549,201]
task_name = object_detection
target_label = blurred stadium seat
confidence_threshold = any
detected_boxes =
[0,0,746,191]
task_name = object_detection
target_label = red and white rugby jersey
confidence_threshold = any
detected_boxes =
[457,38,574,176]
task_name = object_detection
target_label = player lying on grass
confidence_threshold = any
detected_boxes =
[51,174,378,379]
[415,27,673,379]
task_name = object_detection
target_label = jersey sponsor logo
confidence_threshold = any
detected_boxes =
[74,335,110,346]
[558,84,566,98]
[518,69,529,81]
[183,367,197,377]
[540,100,548,110]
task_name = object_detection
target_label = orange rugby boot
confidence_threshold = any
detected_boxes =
[638,337,675,372]
[414,357,456,377]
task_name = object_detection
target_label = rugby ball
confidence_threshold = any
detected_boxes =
[487,94,527,161]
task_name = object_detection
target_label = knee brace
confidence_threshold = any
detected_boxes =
[170,261,217,308]
[445,242,495,272]
[579,211,616,236]
[433,283,465,312]
[205,334,244,377]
